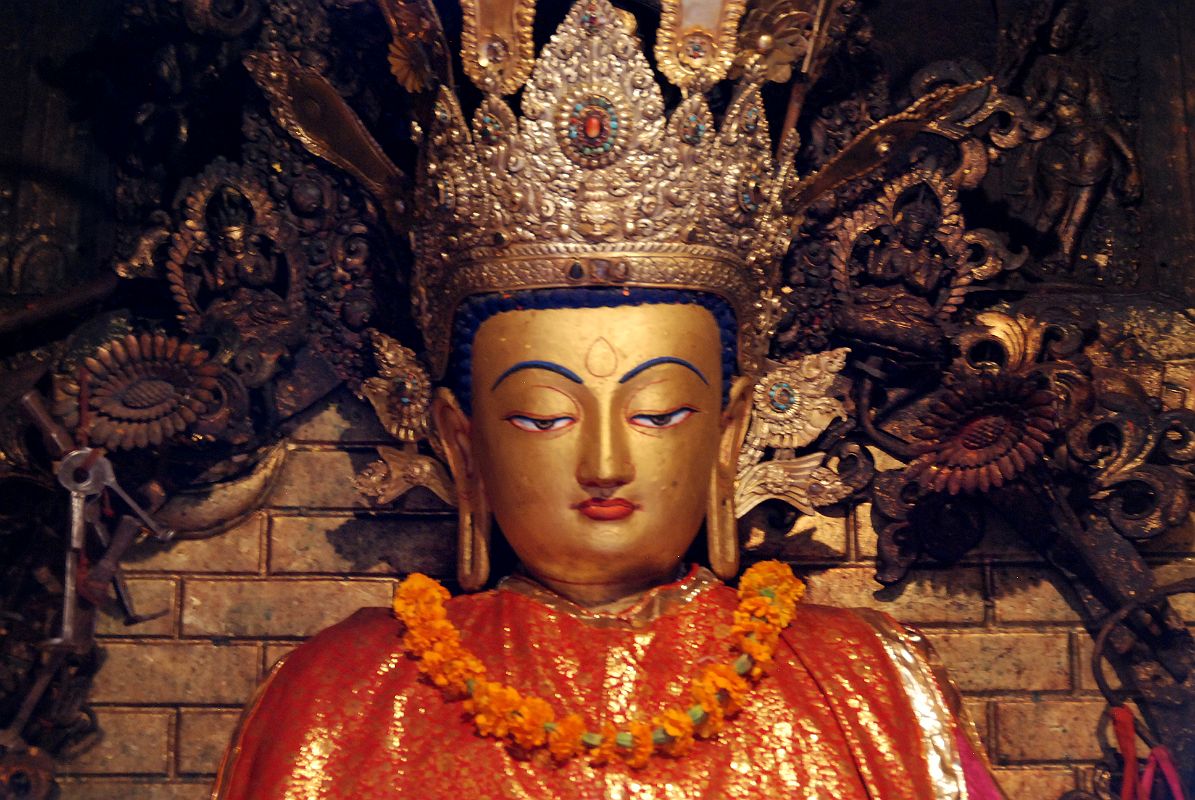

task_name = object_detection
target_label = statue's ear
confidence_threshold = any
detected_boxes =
[718,375,755,474]
[431,388,490,590]
[431,387,473,483]
[709,375,754,579]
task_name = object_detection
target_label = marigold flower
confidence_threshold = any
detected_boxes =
[393,573,451,623]
[738,561,804,620]
[624,721,655,769]
[417,642,450,679]
[654,708,696,757]
[402,618,458,656]
[731,618,780,646]
[731,629,778,680]
[588,724,621,766]
[690,680,726,738]
[392,569,805,768]
[734,595,785,628]
[547,714,587,762]
[509,696,555,750]
[423,646,485,697]
[737,561,796,599]
[466,680,524,739]
[693,663,749,717]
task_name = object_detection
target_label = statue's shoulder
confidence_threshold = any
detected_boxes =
[271,591,502,685]
[789,602,891,632]
[784,603,915,656]
[270,606,404,685]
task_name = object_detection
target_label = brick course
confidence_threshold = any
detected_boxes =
[930,632,1072,692]
[181,577,394,638]
[59,710,172,776]
[91,643,259,705]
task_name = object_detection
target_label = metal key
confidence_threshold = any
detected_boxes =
[49,448,175,648]
[49,449,108,650]
[66,450,175,543]
[86,511,170,625]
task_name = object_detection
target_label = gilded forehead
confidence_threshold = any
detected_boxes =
[469,304,723,387]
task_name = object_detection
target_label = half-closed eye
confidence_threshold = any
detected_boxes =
[505,414,577,432]
[628,407,696,429]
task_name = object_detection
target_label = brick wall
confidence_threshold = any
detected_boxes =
[57,389,1195,799]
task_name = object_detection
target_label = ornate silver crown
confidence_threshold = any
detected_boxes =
[410,0,798,378]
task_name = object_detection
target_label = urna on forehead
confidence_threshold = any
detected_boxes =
[444,287,739,414]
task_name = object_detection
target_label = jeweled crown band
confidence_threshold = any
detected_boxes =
[421,246,764,378]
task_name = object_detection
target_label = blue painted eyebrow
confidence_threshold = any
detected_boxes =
[618,357,709,385]
[491,360,584,389]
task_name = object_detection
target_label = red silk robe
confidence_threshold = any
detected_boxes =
[214,568,1004,799]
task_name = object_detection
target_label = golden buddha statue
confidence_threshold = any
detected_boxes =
[215,1,1007,797]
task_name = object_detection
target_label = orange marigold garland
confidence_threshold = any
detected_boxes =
[391,561,805,768]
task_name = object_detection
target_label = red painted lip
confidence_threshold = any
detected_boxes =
[575,497,637,521]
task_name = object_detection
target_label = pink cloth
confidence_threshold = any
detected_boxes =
[958,729,1006,800]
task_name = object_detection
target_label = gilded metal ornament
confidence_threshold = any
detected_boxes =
[354,445,456,507]
[737,452,853,518]
[731,0,854,85]
[409,0,791,379]
[358,329,431,443]
[459,0,536,96]
[655,0,748,92]
[378,0,450,92]
[244,49,408,229]
[737,347,849,471]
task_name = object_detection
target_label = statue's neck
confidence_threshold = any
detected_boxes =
[518,564,688,611]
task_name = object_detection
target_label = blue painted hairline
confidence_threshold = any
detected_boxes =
[445,287,738,415]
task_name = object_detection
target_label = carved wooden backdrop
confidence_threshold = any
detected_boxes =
[2,1,1194,797]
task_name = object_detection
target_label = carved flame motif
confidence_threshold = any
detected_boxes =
[53,333,221,451]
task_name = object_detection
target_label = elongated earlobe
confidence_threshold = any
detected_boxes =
[456,490,491,591]
[707,376,754,579]
[431,388,491,590]
[707,466,739,579]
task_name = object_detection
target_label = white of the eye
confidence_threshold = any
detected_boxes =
[509,416,572,432]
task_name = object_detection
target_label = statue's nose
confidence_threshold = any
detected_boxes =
[576,409,635,491]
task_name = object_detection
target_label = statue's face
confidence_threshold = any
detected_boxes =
[1050,5,1082,50]
[456,303,736,596]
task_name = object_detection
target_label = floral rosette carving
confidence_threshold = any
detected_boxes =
[382,0,443,93]
[906,373,1057,494]
[52,333,221,451]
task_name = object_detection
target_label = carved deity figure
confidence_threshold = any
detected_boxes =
[1021,2,1141,268]
[198,184,296,338]
[864,187,950,295]
[213,1,1007,797]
